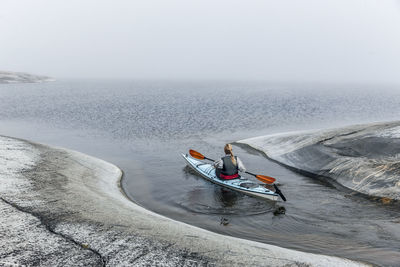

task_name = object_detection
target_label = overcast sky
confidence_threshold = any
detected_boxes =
[1,0,400,83]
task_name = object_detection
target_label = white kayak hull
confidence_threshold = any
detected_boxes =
[182,154,279,201]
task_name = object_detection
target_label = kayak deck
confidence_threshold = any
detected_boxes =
[182,153,279,201]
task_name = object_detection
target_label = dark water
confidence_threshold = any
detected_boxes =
[1,80,400,266]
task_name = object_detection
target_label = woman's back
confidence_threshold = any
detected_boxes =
[214,144,246,179]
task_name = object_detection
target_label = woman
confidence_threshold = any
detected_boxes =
[214,144,246,179]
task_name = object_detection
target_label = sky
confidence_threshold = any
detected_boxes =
[1,0,400,83]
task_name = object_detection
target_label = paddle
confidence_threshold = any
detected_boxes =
[189,149,276,184]
[273,184,287,202]
[189,149,286,201]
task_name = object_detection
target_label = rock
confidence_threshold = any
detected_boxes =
[0,71,54,84]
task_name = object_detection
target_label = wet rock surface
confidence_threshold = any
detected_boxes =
[0,136,367,266]
[239,121,400,200]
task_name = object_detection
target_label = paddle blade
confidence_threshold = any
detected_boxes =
[189,149,205,160]
[255,175,276,184]
[274,184,287,202]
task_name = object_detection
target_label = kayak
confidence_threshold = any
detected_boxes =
[182,153,279,201]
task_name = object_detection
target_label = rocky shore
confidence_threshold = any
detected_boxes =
[0,71,54,84]
[238,121,400,201]
[0,136,367,266]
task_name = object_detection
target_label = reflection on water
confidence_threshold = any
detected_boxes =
[177,183,273,216]
[217,188,238,207]
[182,165,275,216]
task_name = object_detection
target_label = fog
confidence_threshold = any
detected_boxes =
[1,0,400,83]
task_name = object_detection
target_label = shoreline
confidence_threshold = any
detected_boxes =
[0,135,368,266]
[237,121,400,201]
[0,71,55,84]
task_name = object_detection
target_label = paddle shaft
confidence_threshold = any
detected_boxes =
[203,156,215,161]
[200,156,257,177]
[245,171,257,177]
[191,151,272,180]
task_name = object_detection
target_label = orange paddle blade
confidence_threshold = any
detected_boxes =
[189,149,205,160]
[255,175,276,184]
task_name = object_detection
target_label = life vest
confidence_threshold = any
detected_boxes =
[220,156,239,179]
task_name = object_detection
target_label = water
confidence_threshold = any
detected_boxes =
[1,80,400,266]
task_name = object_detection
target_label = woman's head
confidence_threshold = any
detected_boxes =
[224,143,237,165]
[224,143,233,155]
